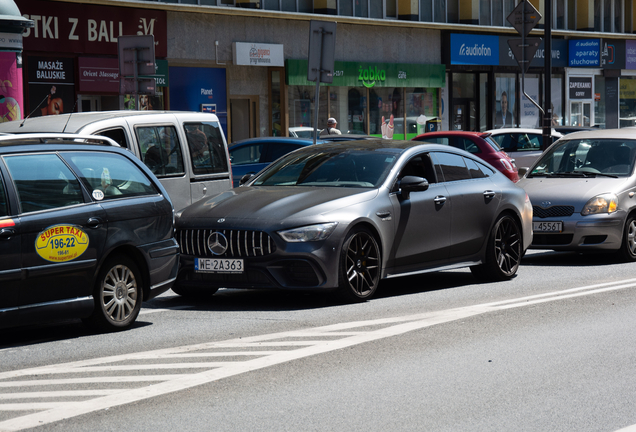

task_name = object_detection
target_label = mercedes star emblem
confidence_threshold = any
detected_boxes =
[207,231,229,255]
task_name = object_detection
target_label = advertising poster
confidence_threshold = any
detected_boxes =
[27,56,75,117]
[0,52,24,122]
[169,66,227,137]
[520,77,540,128]
[494,76,516,128]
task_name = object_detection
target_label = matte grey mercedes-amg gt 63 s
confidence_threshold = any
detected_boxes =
[173,139,533,302]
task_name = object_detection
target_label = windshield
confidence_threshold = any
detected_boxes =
[529,138,635,178]
[252,148,398,188]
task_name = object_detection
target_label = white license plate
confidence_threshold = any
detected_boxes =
[195,258,244,273]
[533,221,563,232]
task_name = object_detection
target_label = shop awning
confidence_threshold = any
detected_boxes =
[286,59,445,88]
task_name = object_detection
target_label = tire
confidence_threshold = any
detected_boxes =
[471,214,522,281]
[172,284,219,298]
[337,226,381,302]
[617,215,636,262]
[84,256,142,332]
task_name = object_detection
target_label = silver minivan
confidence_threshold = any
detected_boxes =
[0,111,232,211]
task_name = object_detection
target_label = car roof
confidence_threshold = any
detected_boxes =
[557,128,636,141]
[416,131,490,138]
[288,138,474,155]
[229,137,325,148]
[0,133,120,149]
[319,134,374,141]
[486,128,563,136]
[0,111,220,134]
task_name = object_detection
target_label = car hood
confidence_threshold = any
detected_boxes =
[177,186,378,226]
[519,176,632,208]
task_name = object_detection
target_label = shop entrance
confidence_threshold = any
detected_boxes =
[79,95,101,112]
[570,101,592,127]
[450,72,488,131]
[229,96,258,143]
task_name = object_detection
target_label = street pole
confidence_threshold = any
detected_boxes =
[543,0,552,150]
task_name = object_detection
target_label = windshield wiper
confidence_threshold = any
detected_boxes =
[571,170,618,178]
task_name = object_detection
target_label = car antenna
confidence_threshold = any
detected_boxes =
[62,96,79,133]
[19,93,50,127]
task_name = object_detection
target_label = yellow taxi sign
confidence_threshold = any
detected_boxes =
[35,224,89,262]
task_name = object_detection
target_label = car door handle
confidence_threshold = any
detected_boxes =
[483,190,496,199]
[86,217,103,229]
[434,195,447,205]
[0,228,15,239]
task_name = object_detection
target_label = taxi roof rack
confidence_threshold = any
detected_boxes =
[0,133,120,147]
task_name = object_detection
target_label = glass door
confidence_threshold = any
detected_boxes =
[570,101,591,127]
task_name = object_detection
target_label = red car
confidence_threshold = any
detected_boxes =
[412,131,519,182]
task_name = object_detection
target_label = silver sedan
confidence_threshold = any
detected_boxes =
[518,128,636,260]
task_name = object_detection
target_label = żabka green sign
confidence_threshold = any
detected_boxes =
[286,59,445,88]
[359,66,386,88]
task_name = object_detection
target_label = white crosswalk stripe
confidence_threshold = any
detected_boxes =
[1,278,636,431]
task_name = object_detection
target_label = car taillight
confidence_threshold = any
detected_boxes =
[500,158,514,171]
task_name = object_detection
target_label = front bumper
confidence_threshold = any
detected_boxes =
[530,212,625,251]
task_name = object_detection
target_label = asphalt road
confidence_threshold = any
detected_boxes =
[1,249,636,432]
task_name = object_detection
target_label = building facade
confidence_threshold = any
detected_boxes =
[10,0,636,142]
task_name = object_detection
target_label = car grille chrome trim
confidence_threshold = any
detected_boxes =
[533,205,575,218]
[176,229,276,257]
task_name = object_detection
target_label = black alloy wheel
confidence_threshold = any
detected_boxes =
[471,214,522,281]
[338,226,381,302]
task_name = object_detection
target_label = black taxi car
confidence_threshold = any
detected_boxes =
[0,134,179,331]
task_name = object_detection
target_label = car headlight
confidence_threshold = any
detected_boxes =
[581,193,618,215]
[278,222,338,242]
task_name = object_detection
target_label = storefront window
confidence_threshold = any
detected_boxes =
[519,74,540,128]
[288,86,328,131]
[369,88,404,139]
[620,77,636,128]
[452,73,476,131]
[327,86,365,134]
[494,74,516,129]
[595,76,606,129]
[551,75,563,126]
[271,70,282,136]
[405,88,438,138]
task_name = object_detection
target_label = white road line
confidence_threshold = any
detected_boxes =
[0,390,123,399]
[0,403,78,411]
[1,278,635,432]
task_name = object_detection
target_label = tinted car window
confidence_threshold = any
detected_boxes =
[465,157,488,179]
[5,154,84,213]
[231,144,264,165]
[64,152,157,199]
[432,152,472,182]
[137,125,185,177]
[254,149,397,188]
[0,176,7,216]
[184,122,229,175]
[451,138,480,154]
[98,128,128,149]
[399,154,437,183]
[268,143,303,162]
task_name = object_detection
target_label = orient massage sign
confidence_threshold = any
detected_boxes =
[16,0,167,57]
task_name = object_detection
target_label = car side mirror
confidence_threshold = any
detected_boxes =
[399,175,429,199]
[239,173,255,186]
[517,167,529,177]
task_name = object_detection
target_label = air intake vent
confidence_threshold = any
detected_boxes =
[533,205,575,218]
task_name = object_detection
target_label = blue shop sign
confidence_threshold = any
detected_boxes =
[500,38,567,68]
[569,39,600,67]
[450,34,499,66]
